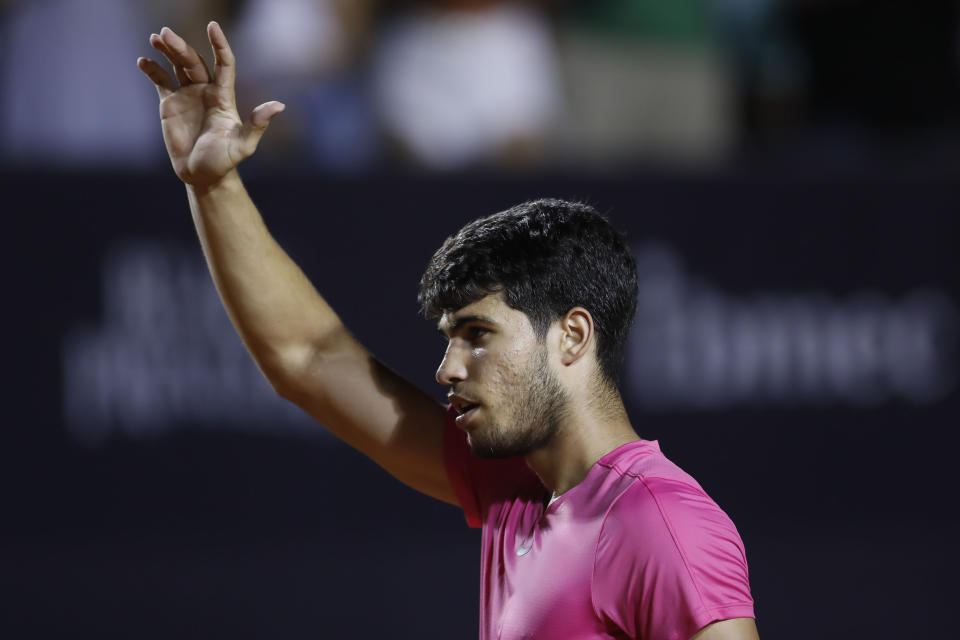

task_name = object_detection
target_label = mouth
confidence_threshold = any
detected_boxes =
[454,402,481,428]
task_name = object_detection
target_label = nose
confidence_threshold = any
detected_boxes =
[435,341,467,386]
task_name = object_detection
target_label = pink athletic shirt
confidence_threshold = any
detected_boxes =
[443,410,755,640]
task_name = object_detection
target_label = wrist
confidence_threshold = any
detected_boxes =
[188,169,243,200]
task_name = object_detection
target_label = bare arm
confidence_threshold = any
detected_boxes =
[137,23,455,505]
[690,618,760,640]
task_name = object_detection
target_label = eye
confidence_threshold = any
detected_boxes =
[467,326,490,341]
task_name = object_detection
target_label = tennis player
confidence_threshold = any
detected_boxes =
[138,22,759,640]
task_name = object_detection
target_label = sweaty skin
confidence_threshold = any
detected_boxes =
[138,23,456,505]
[138,23,759,640]
[438,294,567,460]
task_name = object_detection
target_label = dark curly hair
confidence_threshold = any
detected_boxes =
[418,198,638,387]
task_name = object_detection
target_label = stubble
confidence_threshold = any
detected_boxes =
[470,347,568,459]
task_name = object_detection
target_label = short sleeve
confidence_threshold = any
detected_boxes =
[591,476,755,640]
[442,406,539,528]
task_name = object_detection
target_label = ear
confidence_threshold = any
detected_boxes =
[558,307,594,366]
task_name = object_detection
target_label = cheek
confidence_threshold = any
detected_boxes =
[485,357,528,400]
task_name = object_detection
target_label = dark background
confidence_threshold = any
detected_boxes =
[3,169,958,639]
[3,1,960,637]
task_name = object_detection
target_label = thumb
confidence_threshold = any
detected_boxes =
[238,101,285,158]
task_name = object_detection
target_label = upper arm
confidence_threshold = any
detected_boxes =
[690,617,759,640]
[277,325,458,506]
[592,478,755,640]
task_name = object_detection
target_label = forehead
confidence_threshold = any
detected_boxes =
[437,293,530,333]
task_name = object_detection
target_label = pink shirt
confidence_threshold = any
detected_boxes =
[444,411,755,640]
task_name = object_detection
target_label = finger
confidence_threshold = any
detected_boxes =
[149,33,191,87]
[160,26,211,84]
[249,101,285,129]
[137,57,175,99]
[207,21,236,90]
[197,53,213,86]
[153,33,211,91]
[238,101,285,157]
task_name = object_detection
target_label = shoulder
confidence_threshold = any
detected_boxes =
[590,465,755,639]
[595,439,749,566]
[590,470,754,614]
[596,439,705,492]
[594,441,734,547]
[595,472,737,568]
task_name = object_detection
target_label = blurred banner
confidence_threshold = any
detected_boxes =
[4,170,958,639]
[628,242,956,409]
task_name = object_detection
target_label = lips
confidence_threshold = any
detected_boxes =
[454,401,479,416]
[448,392,476,413]
[454,404,480,429]
[449,393,481,428]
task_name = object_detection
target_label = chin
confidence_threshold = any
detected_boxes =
[467,434,493,458]
[467,433,510,459]
[467,430,534,460]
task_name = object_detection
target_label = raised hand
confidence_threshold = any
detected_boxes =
[137,22,284,186]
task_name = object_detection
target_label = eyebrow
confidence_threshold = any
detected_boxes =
[437,314,498,337]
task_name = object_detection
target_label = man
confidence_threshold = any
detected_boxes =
[137,22,759,640]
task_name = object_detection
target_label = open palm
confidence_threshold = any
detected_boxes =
[137,23,284,186]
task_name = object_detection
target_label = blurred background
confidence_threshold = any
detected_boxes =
[1,0,958,638]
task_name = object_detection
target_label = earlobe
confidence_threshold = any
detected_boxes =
[559,307,593,366]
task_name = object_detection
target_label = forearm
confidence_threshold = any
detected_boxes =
[141,23,454,504]
[187,170,348,389]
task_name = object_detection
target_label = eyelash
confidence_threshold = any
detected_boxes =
[440,326,490,343]
[467,327,489,340]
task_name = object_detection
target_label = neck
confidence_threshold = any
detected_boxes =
[524,394,639,496]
